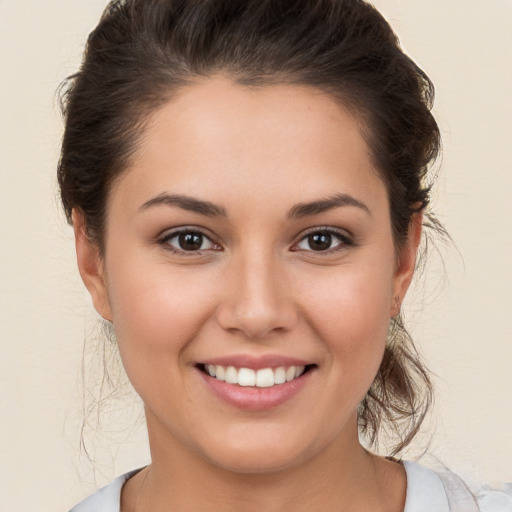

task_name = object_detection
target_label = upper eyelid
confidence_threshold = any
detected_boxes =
[158,225,217,241]
[295,226,353,240]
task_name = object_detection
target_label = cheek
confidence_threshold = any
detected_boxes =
[105,254,220,357]
[104,257,224,415]
[279,260,395,446]
[298,262,394,372]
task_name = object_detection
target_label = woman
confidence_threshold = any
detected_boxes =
[59,0,509,510]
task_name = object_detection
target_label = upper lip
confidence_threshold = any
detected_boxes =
[199,354,314,370]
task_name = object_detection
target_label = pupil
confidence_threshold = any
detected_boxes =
[179,233,203,251]
[309,233,331,251]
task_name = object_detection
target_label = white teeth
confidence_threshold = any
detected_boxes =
[225,366,238,384]
[215,365,225,380]
[256,368,274,387]
[295,365,305,378]
[204,364,309,387]
[238,368,256,386]
[274,367,286,384]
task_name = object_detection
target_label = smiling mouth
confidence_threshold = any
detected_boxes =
[198,364,316,388]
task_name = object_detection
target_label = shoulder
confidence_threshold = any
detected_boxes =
[68,469,142,512]
[403,460,512,512]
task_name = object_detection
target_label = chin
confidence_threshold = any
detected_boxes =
[190,423,325,475]
[203,446,308,475]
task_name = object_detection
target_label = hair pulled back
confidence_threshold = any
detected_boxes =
[58,0,439,455]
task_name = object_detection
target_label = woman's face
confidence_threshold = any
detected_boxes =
[76,77,419,473]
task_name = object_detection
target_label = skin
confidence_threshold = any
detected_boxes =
[74,76,422,511]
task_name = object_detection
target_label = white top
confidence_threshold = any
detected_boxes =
[69,461,512,512]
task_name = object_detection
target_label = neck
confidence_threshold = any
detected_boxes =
[123,413,406,512]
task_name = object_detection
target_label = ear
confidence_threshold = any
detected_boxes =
[72,210,113,322]
[391,213,423,317]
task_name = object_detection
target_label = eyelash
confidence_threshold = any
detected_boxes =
[157,227,354,256]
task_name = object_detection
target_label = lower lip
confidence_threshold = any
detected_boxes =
[197,368,313,411]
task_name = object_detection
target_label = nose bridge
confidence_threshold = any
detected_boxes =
[239,247,280,308]
[216,242,297,339]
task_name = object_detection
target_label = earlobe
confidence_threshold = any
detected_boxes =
[391,213,423,317]
[72,210,113,322]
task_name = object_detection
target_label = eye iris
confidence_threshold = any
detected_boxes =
[308,233,332,251]
[179,232,203,251]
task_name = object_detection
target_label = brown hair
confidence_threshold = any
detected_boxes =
[58,0,439,455]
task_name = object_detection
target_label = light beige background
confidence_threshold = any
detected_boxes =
[1,0,511,510]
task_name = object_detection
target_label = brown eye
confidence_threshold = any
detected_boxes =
[307,233,332,251]
[179,232,204,251]
[294,229,352,253]
[160,229,220,254]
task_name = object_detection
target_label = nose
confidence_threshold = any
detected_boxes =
[215,250,298,340]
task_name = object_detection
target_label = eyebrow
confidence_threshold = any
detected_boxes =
[287,193,371,219]
[139,192,370,219]
[139,193,227,217]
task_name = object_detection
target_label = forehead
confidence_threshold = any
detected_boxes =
[113,76,387,218]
